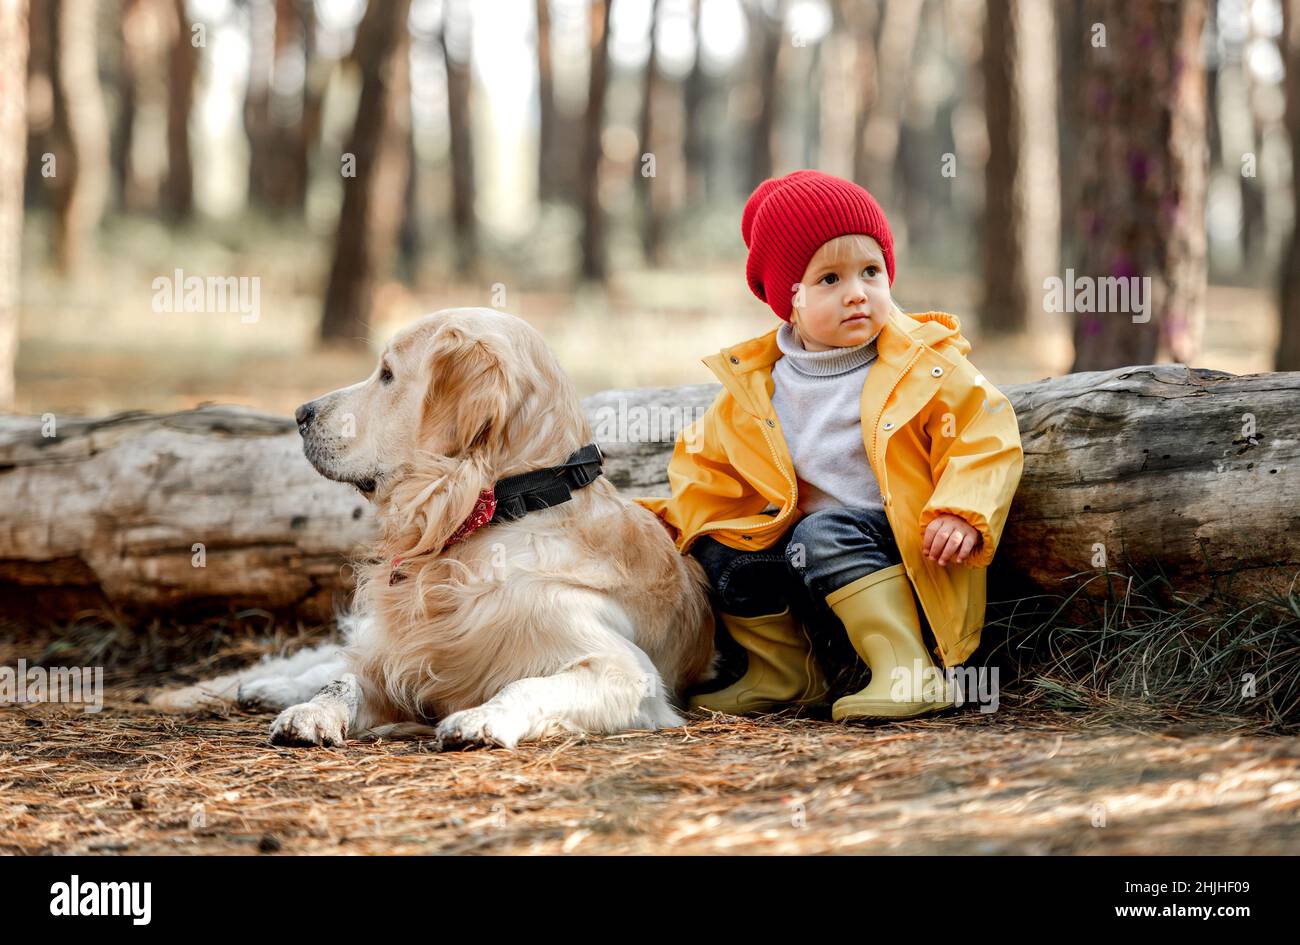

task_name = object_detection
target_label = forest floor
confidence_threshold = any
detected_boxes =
[2,622,1298,856]
[3,694,1297,856]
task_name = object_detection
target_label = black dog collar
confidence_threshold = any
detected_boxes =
[490,442,605,523]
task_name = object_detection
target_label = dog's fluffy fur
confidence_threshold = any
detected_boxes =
[152,308,716,749]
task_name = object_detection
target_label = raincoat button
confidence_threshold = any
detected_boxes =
[766,418,775,427]
[883,421,894,430]
[742,535,752,541]
[730,356,740,364]
[931,366,944,377]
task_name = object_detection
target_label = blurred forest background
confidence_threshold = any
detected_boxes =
[0,0,1299,417]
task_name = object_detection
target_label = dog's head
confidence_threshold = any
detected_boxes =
[296,308,588,550]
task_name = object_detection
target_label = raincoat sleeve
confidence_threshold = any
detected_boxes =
[918,360,1024,569]
[633,389,763,554]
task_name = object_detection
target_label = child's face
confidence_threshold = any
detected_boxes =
[790,235,890,351]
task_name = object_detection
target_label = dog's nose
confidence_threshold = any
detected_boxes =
[295,403,314,430]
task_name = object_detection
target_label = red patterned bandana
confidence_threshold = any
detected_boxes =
[389,487,498,585]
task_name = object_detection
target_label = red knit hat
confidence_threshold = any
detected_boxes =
[742,170,895,321]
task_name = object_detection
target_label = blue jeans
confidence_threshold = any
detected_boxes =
[690,505,903,617]
[690,506,917,700]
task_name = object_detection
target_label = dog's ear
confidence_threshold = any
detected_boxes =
[424,323,513,456]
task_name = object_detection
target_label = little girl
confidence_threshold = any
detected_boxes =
[636,170,1024,721]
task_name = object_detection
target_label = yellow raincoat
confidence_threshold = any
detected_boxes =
[635,308,1024,668]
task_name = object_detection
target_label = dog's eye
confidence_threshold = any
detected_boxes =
[380,364,394,385]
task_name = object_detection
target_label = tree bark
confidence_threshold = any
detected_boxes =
[160,0,195,220]
[110,0,138,210]
[980,0,1059,335]
[319,0,411,345]
[853,0,921,206]
[43,0,109,274]
[817,0,857,180]
[440,0,477,276]
[0,0,27,411]
[535,0,559,202]
[0,408,377,621]
[980,0,1028,335]
[243,0,273,207]
[847,0,880,189]
[246,0,315,212]
[579,0,611,282]
[1069,0,1208,373]
[4,366,1300,620]
[746,0,783,191]
[1277,0,1300,371]
[1055,0,1084,268]
[682,0,708,204]
[636,0,663,266]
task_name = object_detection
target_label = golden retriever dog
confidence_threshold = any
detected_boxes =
[158,307,716,749]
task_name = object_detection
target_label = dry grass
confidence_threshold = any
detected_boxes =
[2,699,1297,856]
[2,601,1299,856]
[5,555,1300,857]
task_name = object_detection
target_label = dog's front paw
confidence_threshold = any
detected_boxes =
[269,701,348,747]
[435,705,531,751]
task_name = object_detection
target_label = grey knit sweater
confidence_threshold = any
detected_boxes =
[770,321,883,514]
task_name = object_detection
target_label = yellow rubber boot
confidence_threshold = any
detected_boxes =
[826,564,956,721]
[689,608,829,715]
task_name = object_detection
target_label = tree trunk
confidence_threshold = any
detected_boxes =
[298,0,321,211]
[4,366,1300,620]
[579,0,611,282]
[981,0,1059,336]
[746,0,783,191]
[1055,0,1084,268]
[44,0,109,274]
[0,0,27,410]
[24,0,50,209]
[1069,0,1208,373]
[270,0,315,212]
[319,0,411,345]
[682,0,707,203]
[817,0,858,180]
[246,0,316,213]
[160,0,195,219]
[110,0,138,210]
[848,0,880,188]
[1276,0,1300,371]
[853,0,922,206]
[535,0,558,202]
[440,0,477,276]
[1239,8,1265,267]
[244,0,273,207]
[637,0,663,266]
[980,0,1028,334]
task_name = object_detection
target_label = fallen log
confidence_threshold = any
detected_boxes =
[0,408,376,621]
[1,364,1297,622]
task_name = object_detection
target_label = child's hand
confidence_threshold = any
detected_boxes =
[921,514,982,566]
